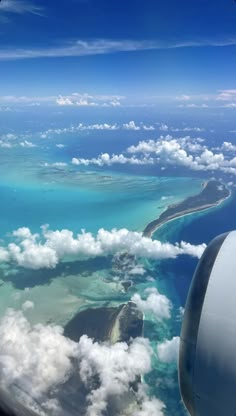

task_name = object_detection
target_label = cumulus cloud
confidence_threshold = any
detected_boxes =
[0,309,165,416]
[159,123,169,131]
[44,162,68,168]
[56,95,74,106]
[70,133,236,174]
[19,140,36,148]
[216,89,236,101]
[0,309,78,399]
[134,393,165,416]
[126,135,236,175]
[123,121,141,130]
[22,300,34,311]
[131,288,172,320]
[0,226,206,269]
[56,93,124,108]
[37,120,157,139]
[78,335,153,416]
[72,153,153,167]
[157,336,180,364]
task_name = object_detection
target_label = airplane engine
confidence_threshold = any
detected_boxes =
[179,231,236,416]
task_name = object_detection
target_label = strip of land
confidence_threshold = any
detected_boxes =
[143,180,230,237]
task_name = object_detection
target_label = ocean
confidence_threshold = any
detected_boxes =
[0,107,235,415]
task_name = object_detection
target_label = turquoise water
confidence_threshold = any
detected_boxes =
[1,137,232,416]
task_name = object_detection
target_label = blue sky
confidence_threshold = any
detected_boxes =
[0,0,236,107]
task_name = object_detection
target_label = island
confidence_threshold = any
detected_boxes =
[143,180,230,237]
[64,301,143,344]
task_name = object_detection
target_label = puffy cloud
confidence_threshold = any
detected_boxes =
[56,95,74,106]
[131,288,172,320]
[19,140,37,148]
[0,309,78,398]
[126,135,236,174]
[56,143,65,148]
[0,226,206,269]
[56,93,124,108]
[221,141,236,152]
[44,162,68,167]
[157,336,180,364]
[216,89,236,101]
[123,121,141,130]
[142,124,155,131]
[178,103,209,108]
[78,335,153,416]
[72,153,153,166]
[22,300,34,311]
[171,126,205,132]
[0,309,164,416]
[134,394,165,416]
[159,123,169,131]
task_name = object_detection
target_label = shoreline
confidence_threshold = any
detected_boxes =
[143,180,231,238]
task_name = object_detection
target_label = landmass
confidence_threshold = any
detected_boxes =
[143,180,230,237]
[64,301,143,344]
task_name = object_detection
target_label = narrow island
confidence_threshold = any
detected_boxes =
[143,180,230,237]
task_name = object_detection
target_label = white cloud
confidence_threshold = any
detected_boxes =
[0,226,206,269]
[1,38,236,61]
[220,141,236,152]
[0,309,78,398]
[44,162,68,168]
[131,288,172,320]
[178,103,209,108]
[161,195,173,201]
[0,0,43,15]
[159,123,169,131]
[123,121,141,130]
[0,308,165,416]
[171,126,205,132]
[134,393,165,416]
[22,300,34,311]
[142,124,155,131]
[56,93,124,108]
[157,336,180,364]
[19,140,36,148]
[70,133,236,175]
[72,153,153,167]
[78,335,154,416]
[216,89,236,101]
[40,121,153,138]
[55,144,65,148]
[56,96,74,106]
[126,135,236,175]
[175,95,191,101]
[0,140,14,148]
[224,103,236,108]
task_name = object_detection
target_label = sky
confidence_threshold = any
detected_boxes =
[0,0,236,107]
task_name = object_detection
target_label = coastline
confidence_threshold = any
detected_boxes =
[143,180,231,238]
